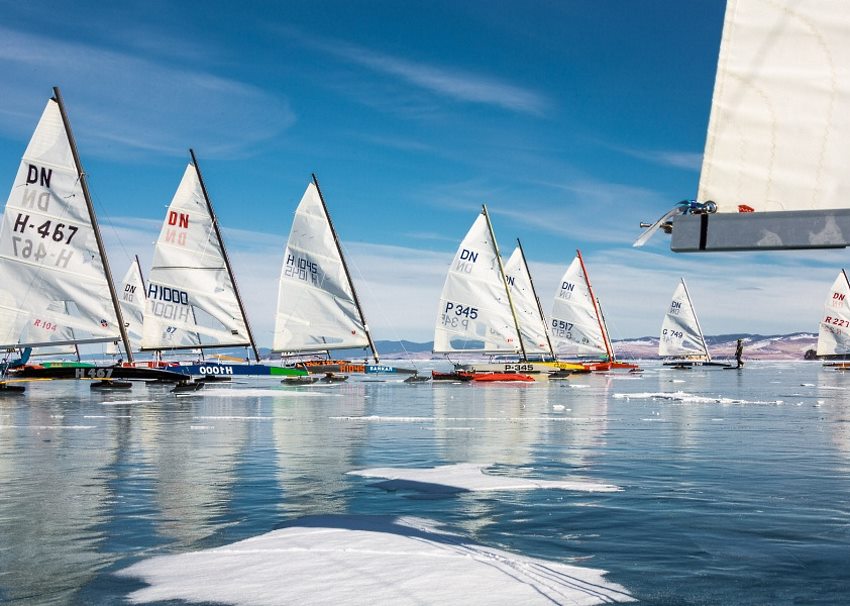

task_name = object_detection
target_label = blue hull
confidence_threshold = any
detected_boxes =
[172,363,306,377]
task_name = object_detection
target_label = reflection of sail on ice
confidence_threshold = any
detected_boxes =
[141,152,257,359]
[817,270,850,366]
[0,89,132,361]
[272,175,379,363]
[639,0,850,251]
[659,279,712,364]
[434,206,522,355]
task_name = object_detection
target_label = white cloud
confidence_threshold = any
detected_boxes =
[0,25,294,159]
[282,28,549,116]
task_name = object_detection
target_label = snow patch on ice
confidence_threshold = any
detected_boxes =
[349,463,619,493]
[614,391,783,405]
[119,515,633,605]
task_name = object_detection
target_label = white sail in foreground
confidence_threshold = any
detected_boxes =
[0,98,125,351]
[434,210,520,354]
[699,0,850,214]
[659,279,710,361]
[550,254,609,358]
[29,302,78,358]
[272,181,375,357]
[141,163,253,353]
[817,270,850,357]
[503,246,551,355]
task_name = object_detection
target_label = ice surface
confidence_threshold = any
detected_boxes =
[348,463,619,493]
[119,515,633,605]
[199,388,337,397]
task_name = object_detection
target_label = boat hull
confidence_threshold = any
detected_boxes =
[291,360,416,375]
[471,372,535,383]
[11,365,188,382]
[455,361,585,375]
[167,363,306,378]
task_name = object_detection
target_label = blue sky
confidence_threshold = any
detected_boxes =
[1,0,844,346]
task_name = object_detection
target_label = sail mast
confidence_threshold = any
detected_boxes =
[516,238,555,359]
[576,249,613,361]
[134,255,146,292]
[52,87,134,363]
[680,278,711,362]
[189,149,260,362]
[482,205,526,360]
[311,173,379,364]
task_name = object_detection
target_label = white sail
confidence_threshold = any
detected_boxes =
[433,211,520,354]
[659,279,710,360]
[699,0,850,213]
[0,99,123,349]
[549,256,608,357]
[29,302,79,358]
[817,270,850,357]
[115,259,146,352]
[503,247,550,355]
[141,164,251,351]
[272,182,371,354]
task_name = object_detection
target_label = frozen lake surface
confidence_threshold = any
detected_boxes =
[1,361,849,604]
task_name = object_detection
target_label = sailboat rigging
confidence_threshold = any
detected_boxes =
[550,250,637,372]
[659,278,727,368]
[140,152,303,379]
[433,206,577,379]
[503,239,555,359]
[273,175,406,377]
[0,88,183,388]
[816,270,850,370]
[636,0,850,251]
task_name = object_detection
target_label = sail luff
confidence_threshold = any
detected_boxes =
[189,149,259,362]
[482,204,526,360]
[311,173,379,364]
[517,238,555,358]
[576,249,612,360]
[52,87,134,363]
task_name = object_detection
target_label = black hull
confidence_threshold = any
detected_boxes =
[11,366,188,382]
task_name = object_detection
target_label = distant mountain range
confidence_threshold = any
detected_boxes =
[244,333,819,361]
[255,333,818,361]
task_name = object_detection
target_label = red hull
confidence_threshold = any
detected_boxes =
[471,372,535,382]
